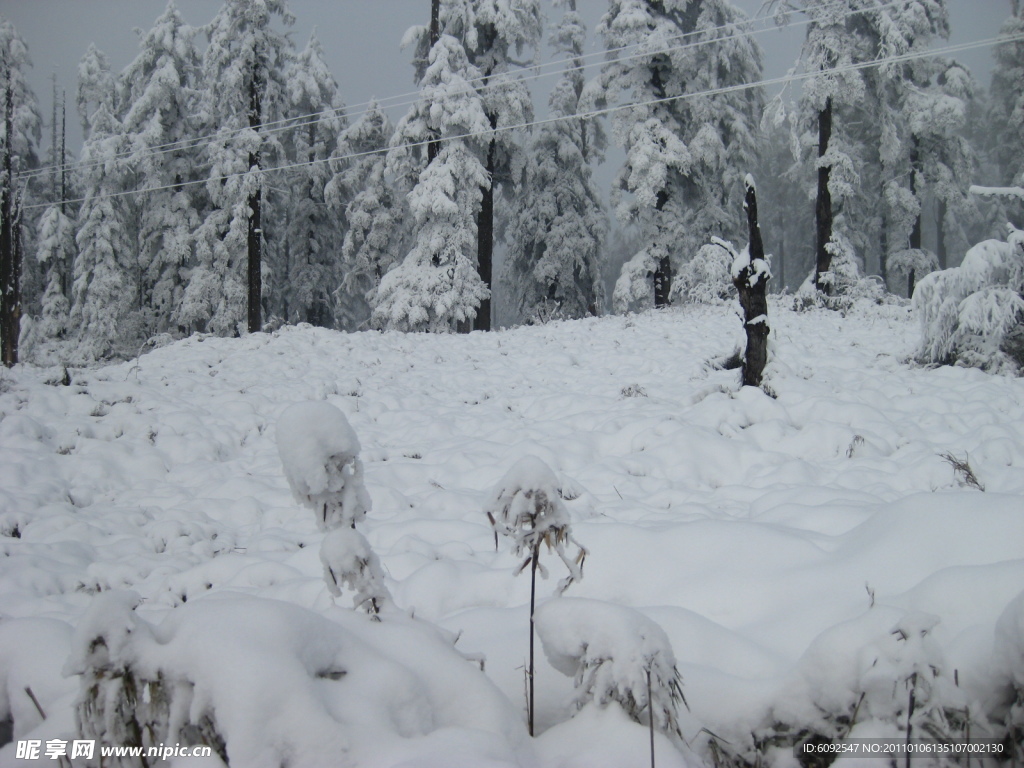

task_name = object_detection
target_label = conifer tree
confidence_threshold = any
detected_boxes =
[71,101,136,359]
[329,101,407,331]
[181,0,293,336]
[596,0,764,313]
[504,0,607,323]
[275,33,346,327]
[1,18,42,366]
[371,32,491,332]
[118,0,202,334]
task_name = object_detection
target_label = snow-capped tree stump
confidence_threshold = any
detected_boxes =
[732,176,771,388]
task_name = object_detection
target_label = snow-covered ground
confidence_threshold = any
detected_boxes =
[1,300,1023,767]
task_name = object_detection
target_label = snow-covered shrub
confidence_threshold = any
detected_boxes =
[320,527,390,616]
[485,455,587,734]
[65,593,533,767]
[536,597,687,741]
[795,234,886,311]
[914,225,1024,370]
[672,241,736,305]
[276,401,389,615]
[736,610,974,768]
[485,456,586,594]
[276,401,370,531]
[65,591,227,766]
[889,248,939,296]
[858,613,970,748]
[613,249,659,314]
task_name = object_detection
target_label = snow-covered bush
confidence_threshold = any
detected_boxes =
[276,401,370,531]
[889,248,939,296]
[485,455,587,734]
[536,597,687,741]
[672,241,736,305]
[485,456,586,594]
[733,610,974,768]
[276,401,389,615]
[794,234,887,312]
[914,225,1024,370]
[320,527,390,616]
[612,249,660,314]
[65,590,226,766]
[65,593,533,767]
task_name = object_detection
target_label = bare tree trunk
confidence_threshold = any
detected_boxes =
[814,97,833,293]
[427,0,440,165]
[474,131,494,331]
[936,198,947,269]
[1,71,17,367]
[908,135,921,297]
[247,62,263,334]
[880,212,888,287]
[734,179,770,388]
[653,191,672,307]
[777,230,786,292]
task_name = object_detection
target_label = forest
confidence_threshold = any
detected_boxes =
[0,0,1020,366]
[3,2,1024,767]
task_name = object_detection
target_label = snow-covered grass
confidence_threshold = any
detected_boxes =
[1,299,1023,767]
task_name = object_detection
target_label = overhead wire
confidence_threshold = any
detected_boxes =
[22,29,1021,214]
[17,0,908,187]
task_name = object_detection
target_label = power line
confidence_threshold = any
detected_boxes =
[22,31,1020,214]
[17,0,906,188]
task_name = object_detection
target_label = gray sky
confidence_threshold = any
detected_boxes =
[0,0,1013,160]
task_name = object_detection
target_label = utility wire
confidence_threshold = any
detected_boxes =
[18,0,908,187]
[22,31,1021,213]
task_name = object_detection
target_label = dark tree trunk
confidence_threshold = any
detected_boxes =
[10,198,20,365]
[734,179,770,388]
[60,91,70,298]
[427,0,441,165]
[1,74,17,367]
[247,63,263,334]
[936,198,947,269]
[880,212,888,287]
[777,230,786,292]
[814,97,833,293]
[653,191,672,307]
[908,135,921,297]
[474,133,495,331]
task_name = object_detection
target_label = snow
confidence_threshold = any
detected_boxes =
[970,185,1024,200]
[276,400,370,531]
[1,302,1024,766]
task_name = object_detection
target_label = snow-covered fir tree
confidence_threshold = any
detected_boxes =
[869,0,968,293]
[117,0,202,336]
[180,0,293,336]
[274,33,347,328]
[75,44,113,139]
[0,17,42,365]
[371,33,491,332]
[33,203,75,341]
[595,0,764,313]
[329,101,408,331]
[503,0,607,323]
[457,0,542,330]
[783,0,879,292]
[30,78,75,350]
[988,7,1024,191]
[71,101,137,360]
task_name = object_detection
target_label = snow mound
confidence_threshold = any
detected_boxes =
[67,592,534,768]
[536,597,686,738]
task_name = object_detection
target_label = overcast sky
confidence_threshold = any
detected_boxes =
[0,0,1013,158]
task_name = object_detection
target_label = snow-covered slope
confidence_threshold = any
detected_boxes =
[1,300,1022,767]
